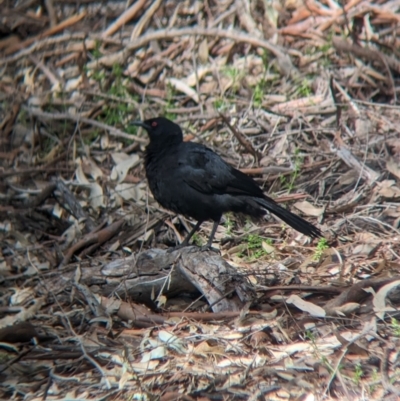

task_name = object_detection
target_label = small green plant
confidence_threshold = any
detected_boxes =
[319,43,331,54]
[213,97,229,111]
[222,66,245,91]
[17,106,28,123]
[279,148,303,193]
[91,69,105,83]
[304,329,316,342]
[247,233,263,248]
[291,76,313,99]
[92,40,103,59]
[320,29,334,53]
[96,63,139,127]
[165,111,177,121]
[251,249,266,260]
[224,214,234,236]
[261,49,270,68]
[313,238,329,261]
[163,83,177,121]
[191,233,203,247]
[320,56,332,68]
[125,124,139,136]
[390,318,400,337]
[103,102,134,126]
[112,63,123,77]
[298,78,312,97]
[303,46,315,56]
[83,129,100,145]
[38,136,57,158]
[253,81,264,108]
[239,234,272,261]
[353,363,363,385]
[319,34,334,67]
[303,330,338,376]
[108,63,125,97]
[223,66,242,80]
[369,368,379,393]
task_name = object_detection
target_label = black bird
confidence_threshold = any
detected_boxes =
[132,117,322,250]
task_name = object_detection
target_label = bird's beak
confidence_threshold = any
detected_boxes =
[130,120,151,130]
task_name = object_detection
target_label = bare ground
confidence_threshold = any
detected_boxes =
[1,0,400,400]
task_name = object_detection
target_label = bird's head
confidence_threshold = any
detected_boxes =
[131,117,183,144]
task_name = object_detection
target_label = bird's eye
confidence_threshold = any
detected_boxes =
[151,121,158,127]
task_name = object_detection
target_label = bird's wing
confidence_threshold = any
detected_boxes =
[178,145,265,197]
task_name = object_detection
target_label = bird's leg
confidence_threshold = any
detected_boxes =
[167,220,203,252]
[181,220,203,246]
[200,220,220,252]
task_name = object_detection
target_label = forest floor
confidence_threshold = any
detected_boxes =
[1,0,400,400]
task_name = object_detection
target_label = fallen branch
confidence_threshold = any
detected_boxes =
[5,12,87,55]
[25,108,147,144]
[91,27,297,77]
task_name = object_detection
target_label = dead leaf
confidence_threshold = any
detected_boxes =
[0,298,45,329]
[111,153,139,182]
[293,201,323,217]
[88,183,105,209]
[10,288,35,305]
[141,341,166,362]
[82,157,103,180]
[373,279,400,320]
[185,66,212,87]
[166,77,200,103]
[374,180,400,200]
[386,158,400,180]
[198,38,209,64]
[158,330,186,353]
[262,241,275,254]
[286,294,326,317]
[75,159,90,184]
[101,133,109,149]
[335,303,360,316]
[193,341,225,356]
[200,80,217,94]
[338,170,358,186]
[129,361,159,372]
[250,331,270,348]
[115,183,142,201]
[335,332,369,357]
[354,118,373,139]
[118,370,132,390]
[352,242,381,257]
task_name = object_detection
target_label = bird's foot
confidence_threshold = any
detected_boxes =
[166,244,220,253]
[166,243,192,253]
[199,245,220,253]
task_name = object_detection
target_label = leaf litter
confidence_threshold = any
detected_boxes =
[1,0,400,400]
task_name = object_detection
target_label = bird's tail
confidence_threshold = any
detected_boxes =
[255,197,322,238]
